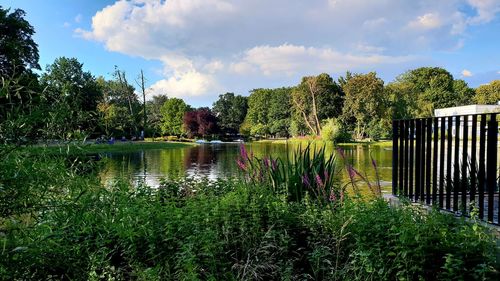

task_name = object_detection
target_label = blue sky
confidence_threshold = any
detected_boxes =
[1,0,499,107]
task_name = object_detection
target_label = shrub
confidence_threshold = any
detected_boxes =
[321,118,351,143]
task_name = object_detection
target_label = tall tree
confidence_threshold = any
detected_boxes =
[146,95,168,137]
[246,88,292,137]
[291,73,343,136]
[393,67,472,117]
[341,72,387,140]
[474,80,500,104]
[160,98,189,136]
[212,93,248,134]
[0,7,39,77]
[40,57,102,138]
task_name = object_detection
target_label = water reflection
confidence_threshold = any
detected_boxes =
[99,142,394,192]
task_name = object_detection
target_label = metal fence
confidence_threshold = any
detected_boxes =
[392,113,500,225]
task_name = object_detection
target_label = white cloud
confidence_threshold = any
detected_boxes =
[409,13,443,30]
[467,0,500,24]
[63,22,71,28]
[462,69,473,77]
[232,44,414,76]
[77,0,499,102]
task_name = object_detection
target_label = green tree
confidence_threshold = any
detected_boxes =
[146,95,169,137]
[40,57,102,139]
[160,98,189,136]
[0,6,39,77]
[393,67,473,117]
[341,72,387,140]
[246,88,292,138]
[474,80,500,104]
[291,73,343,136]
[212,93,248,134]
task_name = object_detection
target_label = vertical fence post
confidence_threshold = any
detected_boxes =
[461,115,469,214]
[392,120,399,195]
[433,117,438,204]
[409,120,415,200]
[486,113,497,222]
[470,115,477,212]
[446,116,453,210]
[421,119,427,202]
[478,115,486,219]
[454,116,461,212]
[426,118,432,204]
[439,117,445,208]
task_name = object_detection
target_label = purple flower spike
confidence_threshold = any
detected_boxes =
[347,165,356,179]
[329,190,337,202]
[323,170,329,183]
[239,145,249,161]
[315,173,324,188]
[263,157,269,168]
[236,159,247,171]
[302,174,311,187]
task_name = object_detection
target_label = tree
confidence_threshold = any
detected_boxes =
[291,73,343,136]
[0,7,39,77]
[40,57,102,138]
[246,88,292,138]
[341,72,387,140]
[183,108,218,138]
[160,98,189,136]
[146,95,169,137]
[393,67,472,117]
[474,80,500,104]
[212,93,248,134]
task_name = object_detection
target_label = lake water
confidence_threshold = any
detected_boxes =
[99,142,394,193]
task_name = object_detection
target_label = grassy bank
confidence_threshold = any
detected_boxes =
[0,147,498,280]
[256,138,393,147]
[27,141,195,154]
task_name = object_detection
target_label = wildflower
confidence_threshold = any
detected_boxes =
[302,174,311,187]
[315,173,324,188]
[263,157,269,168]
[323,170,329,183]
[236,159,247,171]
[347,165,356,179]
[329,190,337,202]
[239,145,249,161]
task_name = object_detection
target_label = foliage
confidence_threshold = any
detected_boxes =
[341,72,387,140]
[183,107,218,138]
[291,73,343,136]
[246,88,292,138]
[212,92,248,134]
[393,67,474,118]
[321,118,351,143]
[146,94,168,136]
[236,144,344,204]
[40,57,103,139]
[474,80,500,104]
[1,147,497,280]
[0,6,40,77]
[160,97,189,136]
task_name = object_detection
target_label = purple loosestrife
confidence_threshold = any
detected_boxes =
[302,174,311,188]
[271,159,278,171]
[263,157,269,169]
[236,159,247,171]
[239,145,249,161]
[329,189,337,202]
[315,173,324,188]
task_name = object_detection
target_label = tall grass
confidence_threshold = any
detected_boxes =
[236,144,343,205]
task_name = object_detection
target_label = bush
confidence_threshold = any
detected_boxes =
[321,118,351,143]
[1,147,498,280]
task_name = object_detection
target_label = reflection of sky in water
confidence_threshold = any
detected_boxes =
[99,143,394,192]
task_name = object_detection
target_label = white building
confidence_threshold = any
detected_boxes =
[434,104,500,137]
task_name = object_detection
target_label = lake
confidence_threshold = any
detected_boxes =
[99,142,394,194]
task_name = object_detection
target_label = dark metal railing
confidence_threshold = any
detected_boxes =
[392,113,500,225]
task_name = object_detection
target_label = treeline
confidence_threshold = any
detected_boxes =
[1,6,500,144]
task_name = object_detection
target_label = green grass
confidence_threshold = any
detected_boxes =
[256,138,393,147]
[26,141,195,154]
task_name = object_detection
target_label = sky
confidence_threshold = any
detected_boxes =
[1,0,499,107]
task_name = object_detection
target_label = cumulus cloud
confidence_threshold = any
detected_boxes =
[76,0,499,103]
[462,69,473,77]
